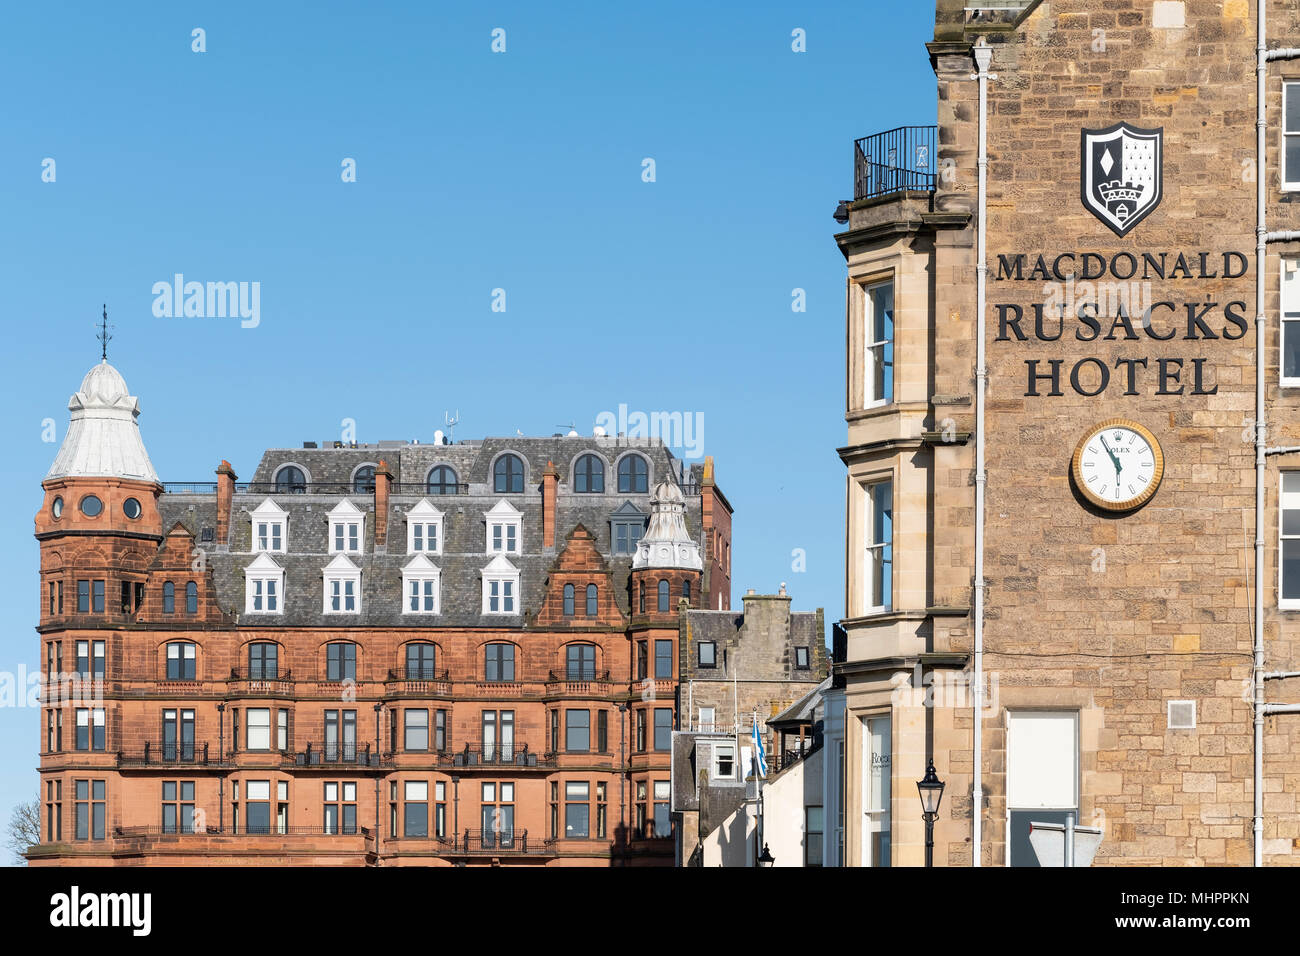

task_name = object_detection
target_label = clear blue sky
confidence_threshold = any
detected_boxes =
[0,0,935,853]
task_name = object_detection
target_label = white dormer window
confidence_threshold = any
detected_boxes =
[250,499,288,553]
[244,553,285,614]
[402,554,441,615]
[485,500,522,555]
[406,499,444,555]
[323,554,362,614]
[482,554,520,615]
[328,499,365,555]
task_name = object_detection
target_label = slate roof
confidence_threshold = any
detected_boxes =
[160,437,705,628]
[769,677,830,726]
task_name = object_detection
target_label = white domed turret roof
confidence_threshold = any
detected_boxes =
[45,360,159,483]
[633,478,703,571]
[77,361,131,405]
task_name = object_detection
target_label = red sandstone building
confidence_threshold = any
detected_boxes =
[29,358,732,866]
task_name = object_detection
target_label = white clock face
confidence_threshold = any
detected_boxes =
[1075,422,1161,510]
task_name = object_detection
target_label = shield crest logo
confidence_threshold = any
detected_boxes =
[1080,123,1163,237]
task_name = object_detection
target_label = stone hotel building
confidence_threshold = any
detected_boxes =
[833,0,1300,866]
[29,359,733,866]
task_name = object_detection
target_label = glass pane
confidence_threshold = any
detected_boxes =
[1285,321,1300,380]
[654,802,670,837]
[1288,136,1300,188]
[865,716,891,867]
[1284,540,1300,600]
[405,804,427,838]
[872,482,894,608]
[868,282,895,403]
[565,804,589,838]
[501,713,514,759]
[246,803,271,834]
[1289,85,1300,133]
[1284,508,1300,536]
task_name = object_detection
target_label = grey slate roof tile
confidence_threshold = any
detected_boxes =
[163,437,706,628]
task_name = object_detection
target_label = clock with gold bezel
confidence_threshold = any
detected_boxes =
[1070,418,1164,512]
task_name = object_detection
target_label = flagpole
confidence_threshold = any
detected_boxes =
[749,709,758,866]
[755,710,760,865]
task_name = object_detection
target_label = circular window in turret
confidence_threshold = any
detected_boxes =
[80,495,103,517]
[51,496,63,519]
[123,497,142,519]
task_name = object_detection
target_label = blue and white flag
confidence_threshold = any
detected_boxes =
[751,718,767,778]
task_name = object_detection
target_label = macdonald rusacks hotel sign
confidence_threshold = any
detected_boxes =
[993,121,1250,398]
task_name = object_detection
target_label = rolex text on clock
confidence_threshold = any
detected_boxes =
[1070,418,1164,512]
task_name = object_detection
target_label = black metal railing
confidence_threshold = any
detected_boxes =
[161,482,218,494]
[853,126,937,201]
[167,481,472,496]
[227,667,292,682]
[441,742,549,768]
[391,482,470,496]
[439,828,552,855]
[771,747,813,773]
[115,825,371,838]
[764,737,824,774]
[547,668,611,684]
[238,482,367,495]
[293,742,388,767]
[117,741,217,767]
[389,667,451,682]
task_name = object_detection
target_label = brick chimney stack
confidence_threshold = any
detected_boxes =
[215,460,237,548]
[374,459,393,551]
[541,460,558,550]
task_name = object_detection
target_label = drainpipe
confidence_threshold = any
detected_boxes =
[1251,9,1300,871]
[217,702,225,832]
[971,36,994,869]
[1255,18,1300,861]
[374,702,382,864]
[1253,0,1266,870]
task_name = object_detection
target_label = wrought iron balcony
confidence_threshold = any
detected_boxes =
[114,825,372,838]
[440,742,550,769]
[384,668,453,696]
[293,742,389,767]
[853,126,937,201]
[440,828,554,855]
[117,741,221,768]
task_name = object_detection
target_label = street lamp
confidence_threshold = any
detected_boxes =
[757,843,775,867]
[916,760,945,868]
